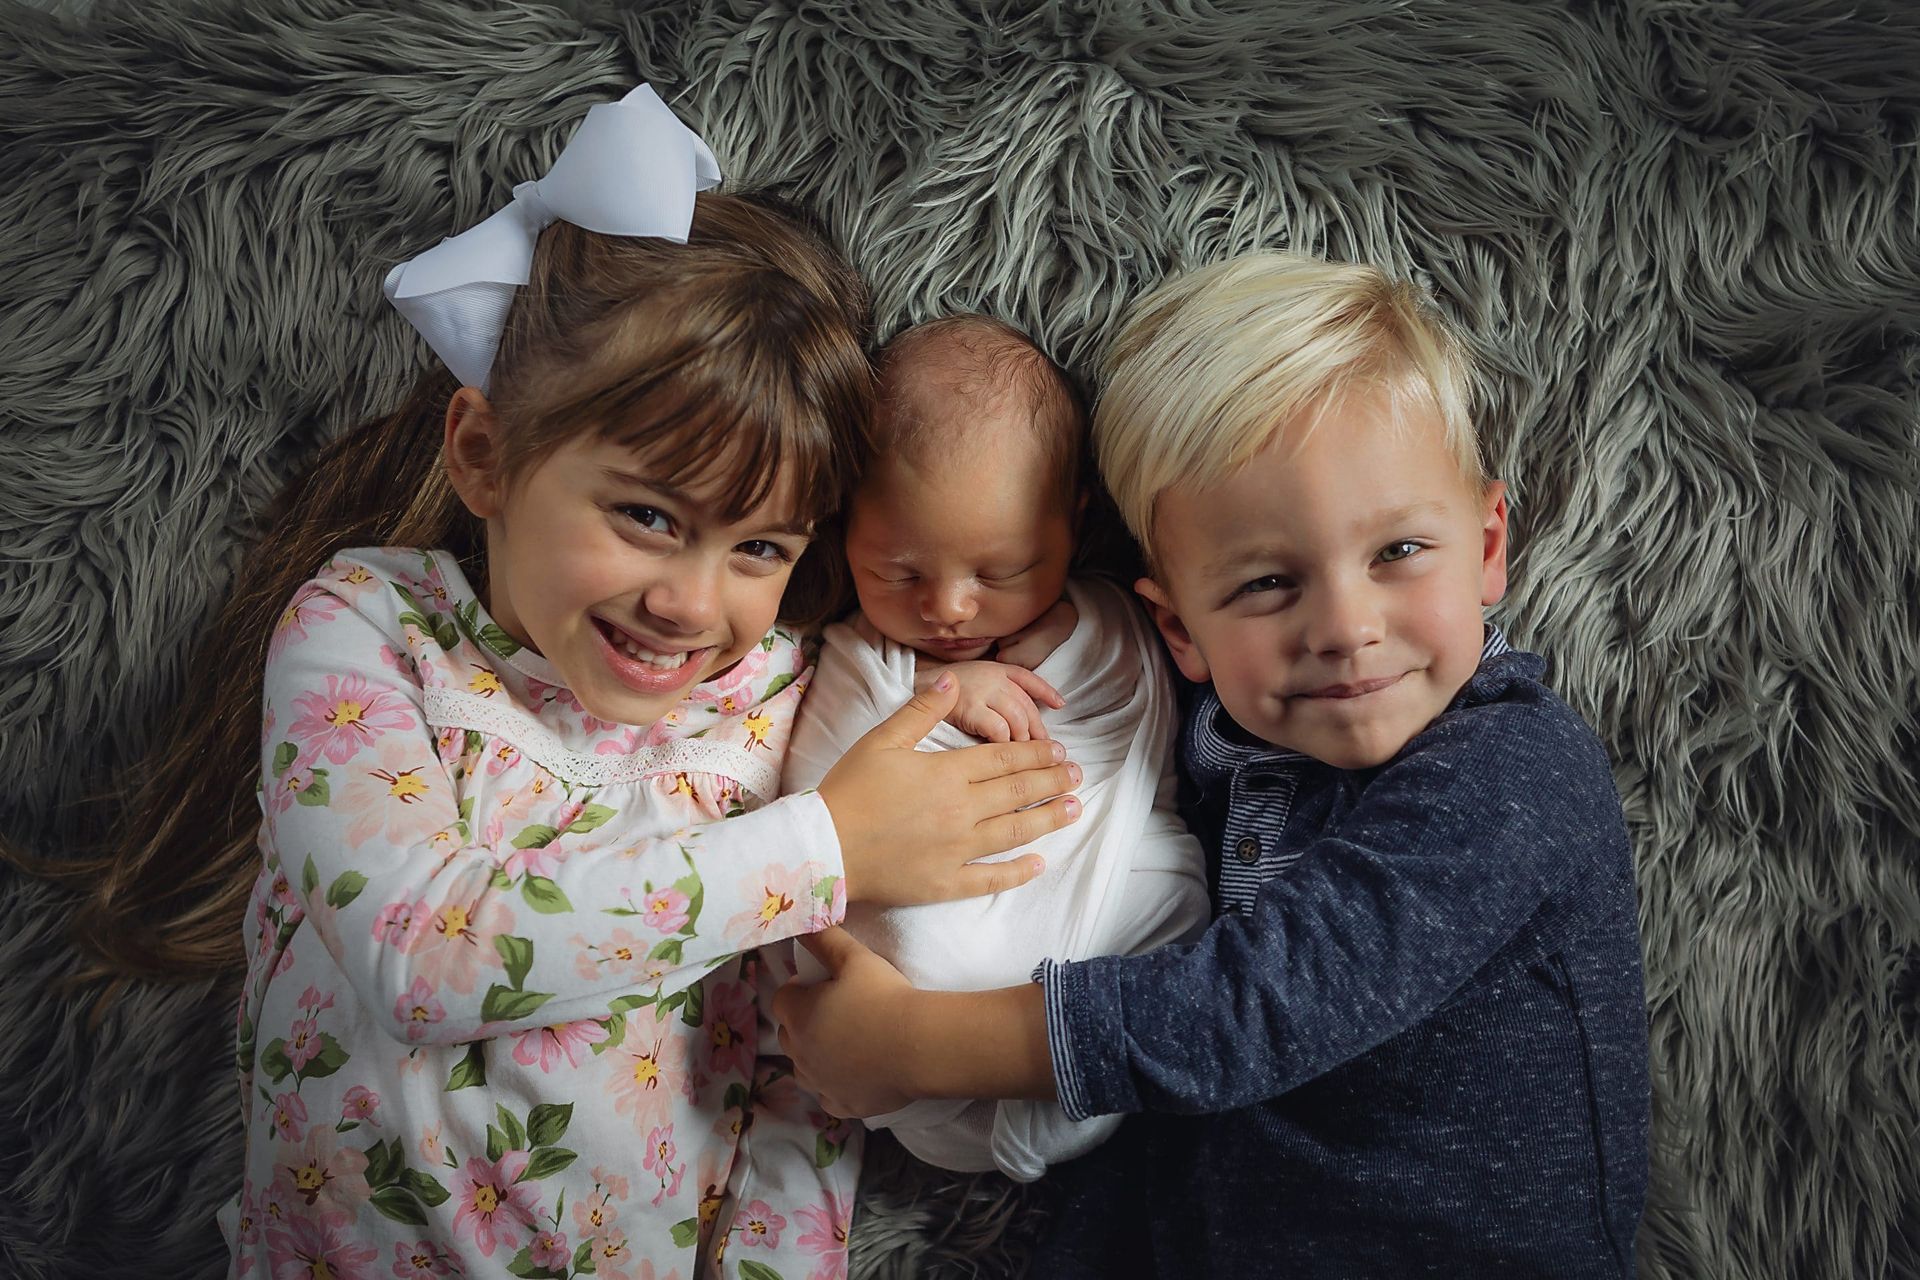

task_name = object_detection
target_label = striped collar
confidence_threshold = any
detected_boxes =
[1186,624,1513,787]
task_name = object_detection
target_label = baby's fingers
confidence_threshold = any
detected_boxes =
[1006,667,1066,710]
[949,852,1047,899]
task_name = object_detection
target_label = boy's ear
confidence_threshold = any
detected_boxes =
[1135,577,1212,684]
[443,387,506,520]
[1480,480,1510,607]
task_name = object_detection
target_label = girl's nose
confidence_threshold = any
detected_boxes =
[919,580,979,627]
[1302,577,1385,657]
[642,566,724,636]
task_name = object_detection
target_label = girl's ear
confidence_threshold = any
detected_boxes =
[1479,480,1510,607]
[1135,577,1211,684]
[443,387,507,519]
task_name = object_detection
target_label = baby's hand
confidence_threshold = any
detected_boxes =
[915,660,1065,742]
[995,598,1078,670]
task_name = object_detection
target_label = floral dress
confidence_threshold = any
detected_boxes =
[218,548,857,1280]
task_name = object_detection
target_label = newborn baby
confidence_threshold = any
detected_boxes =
[782,315,1209,1181]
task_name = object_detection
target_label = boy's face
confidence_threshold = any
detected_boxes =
[845,420,1075,664]
[1138,382,1508,770]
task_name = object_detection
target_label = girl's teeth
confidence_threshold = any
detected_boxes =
[612,632,689,669]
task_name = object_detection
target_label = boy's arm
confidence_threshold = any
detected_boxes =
[780,693,1622,1119]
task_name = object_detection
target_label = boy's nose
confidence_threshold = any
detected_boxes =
[919,581,978,626]
[1302,580,1384,656]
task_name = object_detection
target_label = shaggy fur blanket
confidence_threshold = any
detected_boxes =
[1,1,1916,1276]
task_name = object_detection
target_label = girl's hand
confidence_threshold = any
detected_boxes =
[817,674,1081,906]
[775,927,919,1118]
[995,598,1078,670]
[914,660,1065,743]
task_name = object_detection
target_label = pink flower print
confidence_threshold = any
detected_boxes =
[811,1108,856,1149]
[373,898,431,952]
[585,1232,638,1280]
[795,1190,852,1280]
[279,1124,371,1222]
[528,1229,570,1270]
[806,873,848,933]
[390,1239,457,1277]
[296,985,335,1013]
[499,835,566,884]
[340,738,442,849]
[398,564,452,611]
[643,1125,684,1207]
[485,742,522,776]
[572,928,649,983]
[235,1185,263,1246]
[451,1151,539,1258]
[285,1013,322,1072]
[412,892,512,996]
[606,1028,688,1134]
[725,864,806,940]
[640,886,690,935]
[509,1018,611,1072]
[289,674,417,765]
[341,1086,380,1126]
[593,727,643,756]
[266,1211,379,1280]
[270,1091,307,1143]
[394,977,445,1041]
[701,980,757,1081]
[268,586,347,663]
[572,1184,619,1243]
[258,1179,295,1229]
[736,1199,787,1250]
[694,643,769,704]
[327,560,382,604]
[591,1164,631,1203]
[417,1123,444,1168]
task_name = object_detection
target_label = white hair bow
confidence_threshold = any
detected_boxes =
[382,84,722,393]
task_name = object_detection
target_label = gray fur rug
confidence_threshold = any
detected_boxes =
[2,0,1917,1276]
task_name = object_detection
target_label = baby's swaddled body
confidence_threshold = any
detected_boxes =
[782,576,1210,1180]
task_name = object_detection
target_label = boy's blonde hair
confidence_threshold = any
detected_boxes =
[1095,251,1484,567]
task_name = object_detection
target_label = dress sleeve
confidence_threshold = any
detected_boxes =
[260,579,847,1048]
[1042,694,1621,1118]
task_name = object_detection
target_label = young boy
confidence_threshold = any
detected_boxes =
[773,254,1652,1277]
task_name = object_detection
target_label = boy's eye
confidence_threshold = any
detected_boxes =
[1229,574,1292,604]
[1378,540,1422,563]
[617,505,673,535]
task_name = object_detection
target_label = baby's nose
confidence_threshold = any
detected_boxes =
[920,582,978,624]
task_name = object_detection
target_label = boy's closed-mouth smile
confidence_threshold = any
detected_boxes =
[1295,674,1404,700]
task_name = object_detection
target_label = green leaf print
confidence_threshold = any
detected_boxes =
[739,1261,788,1280]
[511,824,561,850]
[325,870,367,909]
[369,1185,430,1226]
[526,1102,573,1148]
[565,803,616,835]
[572,1239,599,1273]
[463,733,483,760]
[761,672,796,701]
[486,1124,507,1163]
[301,855,320,899]
[723,1082,750,1112]
[522,875,574,914]
[298,1033,350,1082]
[446,1041,487,1091]
[491,868,513,890]
[479,622,522,657]
[296,768,331,806]
[480,983,554,1023]
[519,1146,577,1181]
[816,1131,842,1169]
[495,935,534,990]
[647,937,685,967]
[364,1137,403,1189]
[260,1039,293,1084]
[398,1166,451,1208]
[679,980,705,1028]
[608,992,654,1014]
[272,742,298,778]
[812,874,841,903]
[497,1103,527,1152]
[671,869,704,936]
[594,1013,625,1053]
[669,1217,700,1248]
[505,1246,565,1280]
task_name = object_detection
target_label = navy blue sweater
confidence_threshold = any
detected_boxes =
[1031,642,1650,1278]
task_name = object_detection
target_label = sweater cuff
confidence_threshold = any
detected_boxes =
[1033,957,1138,1120]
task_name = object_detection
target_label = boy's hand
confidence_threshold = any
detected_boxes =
[776,927,919,1118]
[995,598,1077,670]
[817,674,1082,907]
[914,660,1065,743]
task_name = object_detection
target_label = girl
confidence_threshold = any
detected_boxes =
[33,88,1079,1280]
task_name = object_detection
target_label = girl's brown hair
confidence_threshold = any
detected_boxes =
[9,190,873,1000]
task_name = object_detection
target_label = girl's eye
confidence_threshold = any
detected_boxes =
[1378,540,1422,563]
[617,505,673,536]
[736,540,793,563]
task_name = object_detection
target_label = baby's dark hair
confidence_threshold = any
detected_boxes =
[872,315,1088,504]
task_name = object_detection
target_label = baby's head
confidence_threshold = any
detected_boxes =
[845,316,1085,663]
[1099,252,1510,769]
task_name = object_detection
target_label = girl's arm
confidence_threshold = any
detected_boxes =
[264,579,1076,1049]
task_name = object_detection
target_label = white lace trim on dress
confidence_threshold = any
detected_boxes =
[423,687,781,801]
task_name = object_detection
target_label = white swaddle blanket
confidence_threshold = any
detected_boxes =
[782,576,1209,1181]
